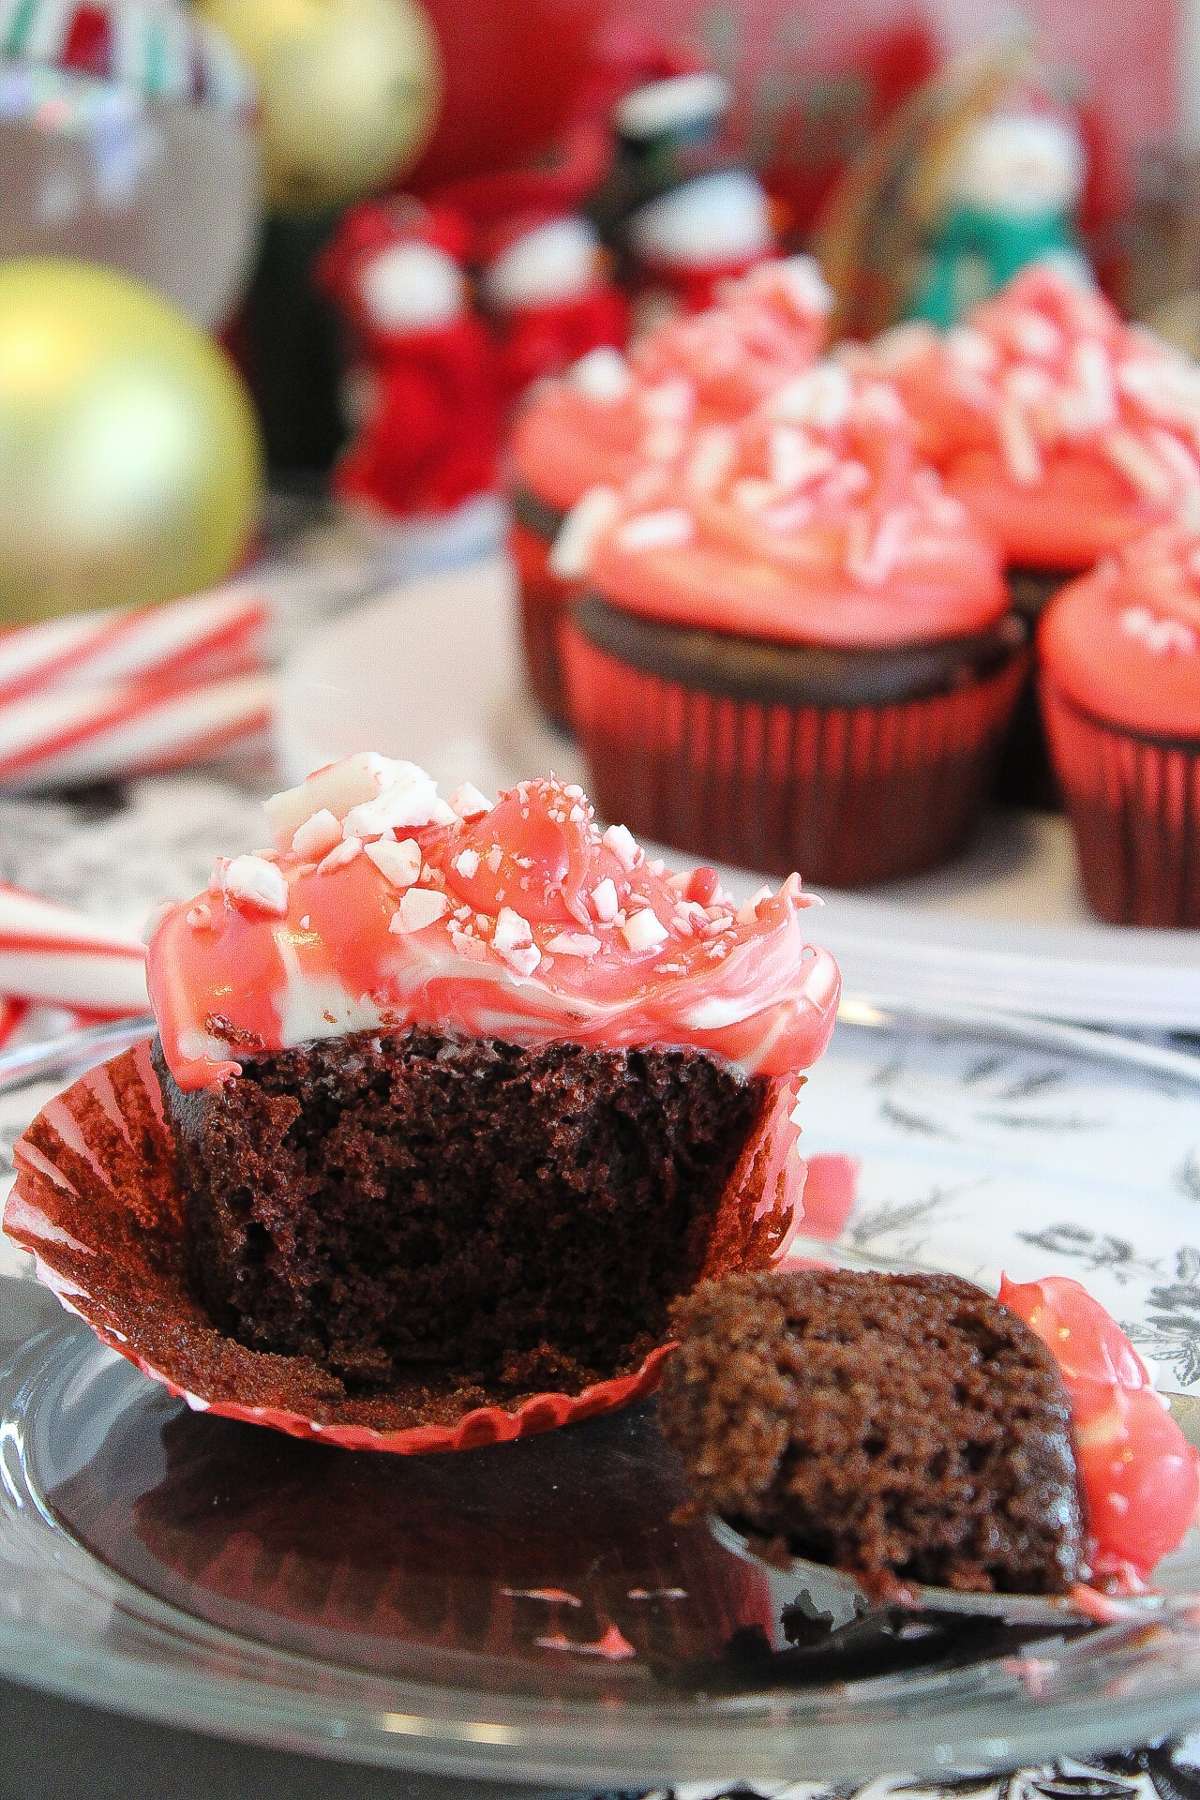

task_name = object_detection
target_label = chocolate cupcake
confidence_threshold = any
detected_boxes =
[561,363,1026,889]
[134,754,840,1436]
[661,1267,1199,1599]
[873,267,1200,805]
[1040,526,1200,925]
[508,259,831,723]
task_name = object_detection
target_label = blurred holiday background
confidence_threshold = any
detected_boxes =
[3,0,1200,1046]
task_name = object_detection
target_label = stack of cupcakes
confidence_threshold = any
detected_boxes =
[560,363,1025,887]
[507,258,833,723]
[514,259,1200,919]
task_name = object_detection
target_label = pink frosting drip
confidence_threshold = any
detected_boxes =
[510,258,832,514]
[583,363,1007,648]
[871,268,1200,568]
[146,759,841,1091]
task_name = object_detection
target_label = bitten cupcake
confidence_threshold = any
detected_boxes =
[1040,527,1200,927]
[873,267,1200,802]
[47,754,840,1445]
[560,363,1025,889]
[508,258,832,722]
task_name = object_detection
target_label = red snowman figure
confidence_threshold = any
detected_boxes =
[481,211,630,403]
[320,202,501,523]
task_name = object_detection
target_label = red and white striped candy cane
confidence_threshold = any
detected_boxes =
[0,586,271,707]
[0,885,147,1014]
[0,672,275,793]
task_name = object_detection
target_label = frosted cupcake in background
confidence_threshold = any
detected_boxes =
[872,266,1200,802]
[507,258,833,724]
[1040,525,1200,927]
[561,363,1026,889]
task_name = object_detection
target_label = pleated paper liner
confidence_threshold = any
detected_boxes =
[3,1042,807,1455]
[510,515,574,725]
[1042,678,1200,928]
[995,564,1076,809]
[562,622,1027,888]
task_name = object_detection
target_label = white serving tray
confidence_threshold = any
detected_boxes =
[278,557,1200,1032]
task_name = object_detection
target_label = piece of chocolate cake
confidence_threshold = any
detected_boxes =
[661,1267,1085,1596]
[144,756,840,1420]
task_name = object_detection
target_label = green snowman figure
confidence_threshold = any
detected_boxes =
[912,97,1092,328]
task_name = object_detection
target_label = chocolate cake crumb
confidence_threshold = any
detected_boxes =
[154,1029,768,1399]
[660,1267,1085,1596]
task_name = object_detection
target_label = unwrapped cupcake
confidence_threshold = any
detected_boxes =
[508,258,833,722]
[560,362,1026,888]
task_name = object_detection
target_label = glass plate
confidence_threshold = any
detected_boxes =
[3,1006,1200,1789]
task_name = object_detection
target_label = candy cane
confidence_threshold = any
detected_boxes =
[0,672,275,792]
[0,884,147,1013]
[0,587,271,707]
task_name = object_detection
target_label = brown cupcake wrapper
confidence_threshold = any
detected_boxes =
[562,620,1027,888]
[1041,678,1200,927]
[4,1044,808,1455]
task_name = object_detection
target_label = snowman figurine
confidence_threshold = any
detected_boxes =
[480,211,630,403]
[605,69,778,324]
[911,93,1091,328]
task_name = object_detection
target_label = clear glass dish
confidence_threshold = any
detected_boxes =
[2,1004,1200,1789]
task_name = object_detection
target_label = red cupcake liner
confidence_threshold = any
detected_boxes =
[1041,677,1200,927]
[510,517,574,726]
[4,1043,807,1455]
[561,624,1027,888]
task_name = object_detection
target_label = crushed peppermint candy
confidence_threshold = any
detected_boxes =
[449,783,492,820]
[602,824,642,871]
[222,854,287,917]
[570,345,633,402]
[621,909,670,953]
[591,877,620,922]
[1120,604,1198,655]
[617,508,694,553]
[291,808,343,860]
[544,932,602,958]
[390,888,449,934]
[365,836,422,887]
[317,836,362,875]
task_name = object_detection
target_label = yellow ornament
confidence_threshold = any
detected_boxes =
[0,260,264,626]
[195,0,442,215]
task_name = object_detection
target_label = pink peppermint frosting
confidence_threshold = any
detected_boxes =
[871,267,1200,570]
[146,755,841,1091]
[579,362,1007,648]
[510,258,832,514]
[1040,524,1200,737]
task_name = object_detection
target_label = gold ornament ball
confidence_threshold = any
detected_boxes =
[0,260,264,625]
[196,0,442,214]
